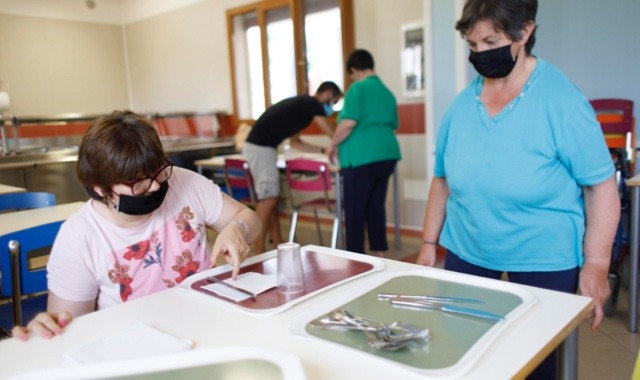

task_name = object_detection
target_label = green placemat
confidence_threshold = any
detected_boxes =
[305,275,523,370]
[108,359,282,380]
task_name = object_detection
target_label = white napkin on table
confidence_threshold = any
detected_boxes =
[63,322,193,364]
[201,272,277,302]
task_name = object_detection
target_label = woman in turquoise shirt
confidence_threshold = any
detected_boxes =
[417,1,619,378]
[328,49,401,256]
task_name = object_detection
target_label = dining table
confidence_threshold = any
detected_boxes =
[0,184,26,195]
[0,244,591,380]
[194,153,402,251]
[0,201,85,272]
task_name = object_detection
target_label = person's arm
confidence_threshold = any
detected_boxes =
[580,175,620,330]
[312,115,334,137]
[210,193,262,279]
[416,177,450,267]
[11,292,96,341]
[326,119,357,162]
[288,133,326,154]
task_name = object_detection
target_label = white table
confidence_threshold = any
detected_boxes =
[195,153,401,251]
[0,245,590,379]
[0,184,26,195]
[0,201,85,236]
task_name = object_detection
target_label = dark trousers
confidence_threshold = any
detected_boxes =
[445,251,580,380]
[342,160,396,254]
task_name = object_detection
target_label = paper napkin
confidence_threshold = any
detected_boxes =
[64,322,193,364]
[202,272,277,302]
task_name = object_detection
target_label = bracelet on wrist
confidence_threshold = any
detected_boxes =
[232,219,250,241]
[421,240,437,245]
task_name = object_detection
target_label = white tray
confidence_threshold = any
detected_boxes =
[15,346,306,380]
[180,246,386,316]
[289,268,538,378]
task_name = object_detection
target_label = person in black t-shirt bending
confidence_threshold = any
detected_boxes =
[242,81,343,254]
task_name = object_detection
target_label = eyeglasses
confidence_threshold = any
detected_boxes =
[122,162,174,195]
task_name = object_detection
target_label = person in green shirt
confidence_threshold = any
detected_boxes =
[328,49,401,256]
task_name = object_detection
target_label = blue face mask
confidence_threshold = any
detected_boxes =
[323,102,334,116]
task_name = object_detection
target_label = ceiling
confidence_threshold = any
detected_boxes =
[0,0,206,24]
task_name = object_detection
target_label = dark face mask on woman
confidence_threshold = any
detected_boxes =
[468,44,517,79]
[85,180,169,216]
[116,180,169,215]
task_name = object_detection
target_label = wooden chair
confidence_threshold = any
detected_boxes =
[0,221,63,328]
[0,192,56,212]
[285,159,340,248]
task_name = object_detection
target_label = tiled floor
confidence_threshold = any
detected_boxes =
[266,216,640,379]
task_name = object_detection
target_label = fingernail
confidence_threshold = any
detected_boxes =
[60,319,68,327]
[44,332,53,339]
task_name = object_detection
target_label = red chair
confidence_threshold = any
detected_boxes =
[590,98,635,173]
[223,158,257,206]
[285,159,340,248]
[590,98,635,316]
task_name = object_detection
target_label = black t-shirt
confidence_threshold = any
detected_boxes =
[246,95,324,148]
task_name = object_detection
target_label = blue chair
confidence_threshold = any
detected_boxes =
[0,221,63,328]
[0,192,56,212]
[223,158,256,206]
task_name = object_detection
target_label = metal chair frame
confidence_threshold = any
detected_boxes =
[223,158,257,206]
[285,159,340,248]
[0,221,63,326]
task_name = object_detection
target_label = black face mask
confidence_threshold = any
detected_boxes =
[468,44,517,79]
[85,181,169,216]
[117,180,169,215]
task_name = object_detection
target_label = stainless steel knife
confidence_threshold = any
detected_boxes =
[389,299,504,321]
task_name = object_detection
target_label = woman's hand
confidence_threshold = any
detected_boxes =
[210,220,252,280]
[11,311,73,341]
[416,243,438,267]
[579,261,611,330]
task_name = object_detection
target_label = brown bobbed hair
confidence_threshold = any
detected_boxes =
[455,0,538,55]
[76,110,169,199]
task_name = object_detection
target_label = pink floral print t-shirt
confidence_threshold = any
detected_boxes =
[47,167,224,310]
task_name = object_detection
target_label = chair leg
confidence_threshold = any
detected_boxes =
[9,240,23,326]
[313,210,324,246]
[289,211,299,243]
[330,216,340,249]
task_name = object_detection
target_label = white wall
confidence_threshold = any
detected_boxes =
[0,13,128,115]
[125,0,244,113]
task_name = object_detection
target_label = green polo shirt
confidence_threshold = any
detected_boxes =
[337,75,401,168]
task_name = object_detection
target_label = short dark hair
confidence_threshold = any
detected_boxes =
[77,110,169,199]
[346,49,374,72]
[455,0,538,55]
[315,81,343,98]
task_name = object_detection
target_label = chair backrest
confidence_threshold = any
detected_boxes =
[285,159,334,212]
[0,220,63,298]
[223,158,256,204]
[590,98,636,173]
[590,98,634,135]
[285,159,332,192]
[0,192,56,212]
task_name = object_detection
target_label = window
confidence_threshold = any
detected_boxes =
[227,0,353,122]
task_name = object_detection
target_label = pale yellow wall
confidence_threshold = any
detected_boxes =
[0,14,129,115]
[353,0,423,105]
[125,0,246,113]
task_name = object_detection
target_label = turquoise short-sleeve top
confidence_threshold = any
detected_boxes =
[337,75,401,167]
[434,58,614,272]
